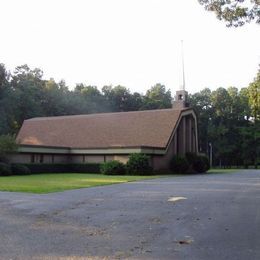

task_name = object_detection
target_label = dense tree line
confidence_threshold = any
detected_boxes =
[0,63,259,167]
[189,71,260,168]
[0,63,172,135]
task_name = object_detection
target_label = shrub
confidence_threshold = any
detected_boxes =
[101,160,126,175]
[71,163,101,173]
[23,163,70,174]
[126,153,152,175]
[11,164,31,175]
[0,162,12,176]
[22,163,101,174]
[170,156,189,174]
[193,156,210,173]
[185,152,198,164]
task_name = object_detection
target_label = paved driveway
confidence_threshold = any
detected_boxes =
[0,170,260,260]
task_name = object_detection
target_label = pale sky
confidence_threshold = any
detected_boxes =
[0,0,259,94]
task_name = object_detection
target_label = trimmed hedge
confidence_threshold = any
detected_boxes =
[19,163,101,174]
[170,156,190,174]
[11,164,31,175]
[101,160,126,175]
[71,163,101,173]
[0,162,12,176]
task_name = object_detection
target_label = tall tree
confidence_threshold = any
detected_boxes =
[142,83,172,110]
[11,65,45,127]
[248,69,260,121]
[0,135,17,162]
[75,84,109,113]
[247,68,260,168]
[0,64,16,135]
[199,0,260,26]
[189,88,213,153]
[41,78,69,116]
[102,85,135,112]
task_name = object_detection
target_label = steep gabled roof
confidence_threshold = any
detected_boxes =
[17,108,191,149]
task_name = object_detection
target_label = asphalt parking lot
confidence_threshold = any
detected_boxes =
[0,170,260,259]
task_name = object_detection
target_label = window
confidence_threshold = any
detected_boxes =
[178,94,183,100]
[40,154,44,163]
[30,154,35,163]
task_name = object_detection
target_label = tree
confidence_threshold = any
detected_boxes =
[248,69,260,121]
[74,84,109,113]
[0,64,17,135]
[189,85,256,167]
[198,0,260,27]
[239,87,251,121]
[11,65,45,127]
[41,78,69,116]
[247,68,260,168]
[0,135,17,162]
[142,83,172,110]
[189,88,213,153]
[0,63,9,98]
[102,85,135,112]
[238,123,260,168]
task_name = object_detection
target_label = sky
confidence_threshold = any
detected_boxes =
[0,0,259,94]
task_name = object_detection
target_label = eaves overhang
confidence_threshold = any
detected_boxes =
[17,144,166,155]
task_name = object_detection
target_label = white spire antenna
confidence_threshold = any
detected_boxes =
[181,40,185,91]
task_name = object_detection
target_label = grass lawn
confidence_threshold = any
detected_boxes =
[208,169,239,174]
[0,173,162,194]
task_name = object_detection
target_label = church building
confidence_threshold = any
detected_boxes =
[9,90,198,171]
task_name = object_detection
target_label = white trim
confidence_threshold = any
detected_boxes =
[18,146,166,155]
[18,146,70,154]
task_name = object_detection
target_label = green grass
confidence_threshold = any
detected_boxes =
[0,173,161,194]
[208,168,239,174]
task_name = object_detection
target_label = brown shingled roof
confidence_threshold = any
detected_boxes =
[17,108,188,149]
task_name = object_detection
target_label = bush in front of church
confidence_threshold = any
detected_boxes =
[101,160,126,175]
[171,153,210,174]
[11,164,31,175]
[192,155,210,173]
[0,162,12,176]
[126,153,153,175]
[170,156,190,174]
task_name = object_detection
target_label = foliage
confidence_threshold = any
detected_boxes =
[198,0,260,27]
[193,155,210,173]
[185,152,199,165]
[142,83,172,110]
[22,163,101,174]
[189,72,260,168]
[101,160,126,175]
[0,162,12,176]
[0,63,174,137]
[11,164,31,175]
[126,153,152,175]
[0,135,18,162]
[185,152,210,173]
[0,62,259,169]
[71,163,101,173]
[248,69,260,121]
[170,156,189,174]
